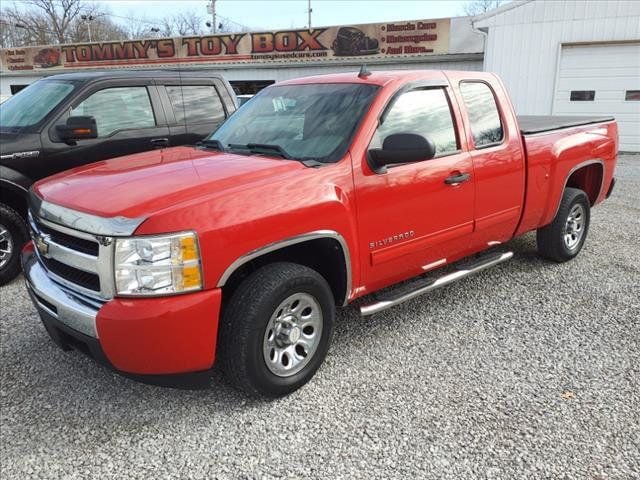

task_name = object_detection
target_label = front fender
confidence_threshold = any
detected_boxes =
[134,159,360,300]
[0,165,32,197]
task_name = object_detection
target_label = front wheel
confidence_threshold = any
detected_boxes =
[0,203,28,286]
[219,262,335,397]
[537,187,591,262]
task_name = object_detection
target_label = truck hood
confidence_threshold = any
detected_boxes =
[33,146,304,219]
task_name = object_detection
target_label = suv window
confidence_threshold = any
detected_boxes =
[71,86,156,137]
[372,88,458,157]
[459,82,504,148]
[166,85,226,124]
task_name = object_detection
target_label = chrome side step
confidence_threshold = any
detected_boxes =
[360,251,513,316]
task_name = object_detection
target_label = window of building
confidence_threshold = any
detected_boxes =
[570,90,596,101]
[625,90,640,101]
[71,87,155,137]
[166,85,226,124]
[372,88,459,157]
[459,82,504,148]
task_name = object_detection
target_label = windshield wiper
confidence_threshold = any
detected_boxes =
[228,143,292,159]
[198,139,226,151]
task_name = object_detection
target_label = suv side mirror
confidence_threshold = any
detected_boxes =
[368,133,436,172]
[56,116,98,143]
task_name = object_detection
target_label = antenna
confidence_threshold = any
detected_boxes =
[358,64,372,79]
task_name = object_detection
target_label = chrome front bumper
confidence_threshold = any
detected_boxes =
[22,247,100,338]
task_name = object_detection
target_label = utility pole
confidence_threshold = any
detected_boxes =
[81,14,94,42]
[207,0,217,34]
[308,0,312,28]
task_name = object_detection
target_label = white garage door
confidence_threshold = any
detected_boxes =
[553,42,640,152]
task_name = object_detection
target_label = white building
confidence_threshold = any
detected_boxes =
[475,0,640,152]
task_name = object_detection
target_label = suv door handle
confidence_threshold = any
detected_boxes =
[444,172,471,186]
[150,138,169,148]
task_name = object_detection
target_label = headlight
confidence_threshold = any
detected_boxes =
[114,232,203,296]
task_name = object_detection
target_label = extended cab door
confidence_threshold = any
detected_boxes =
[354,84,475,293]
[158,81,229,146]
[447,76,526,249]
[42,80,170,176]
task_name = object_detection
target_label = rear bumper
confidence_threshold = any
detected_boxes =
[22,244,223,382]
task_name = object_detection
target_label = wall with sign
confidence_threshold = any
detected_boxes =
[0,18,463,72]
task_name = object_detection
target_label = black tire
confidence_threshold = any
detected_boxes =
[0,203,29,286]
[537,187,590,263]
[219,262,335,397]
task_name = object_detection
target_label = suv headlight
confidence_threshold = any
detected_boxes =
[114,232,203,296]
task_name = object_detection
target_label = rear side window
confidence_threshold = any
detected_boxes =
[71,86,156,137]
[459,82,504,148]
[166,85,226,124]
[373,88,459,156]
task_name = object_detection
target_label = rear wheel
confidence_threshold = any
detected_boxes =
[219,262,335,397]
[0,203,28,286]
[537,187,590,262]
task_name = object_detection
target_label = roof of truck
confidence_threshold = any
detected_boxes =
[41,69,227,82]
[278,70,496,87]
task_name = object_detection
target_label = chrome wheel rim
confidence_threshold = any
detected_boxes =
[263,292,323,377]
[0,224,13,270]
[564,204,585,250]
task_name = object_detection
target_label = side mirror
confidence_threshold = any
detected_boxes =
[56,116,98,143]
[368,133,436,172]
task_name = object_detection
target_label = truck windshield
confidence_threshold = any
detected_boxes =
[0,80,77,132]
[208,83,379,163]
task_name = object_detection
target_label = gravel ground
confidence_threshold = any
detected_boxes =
[1,154,638,480]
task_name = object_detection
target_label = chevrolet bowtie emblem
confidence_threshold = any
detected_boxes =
[35,233,51,256]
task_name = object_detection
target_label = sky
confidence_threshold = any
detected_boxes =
[97,0,472,31]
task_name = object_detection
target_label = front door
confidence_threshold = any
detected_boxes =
[42,82,170,177]
[354,86,475,294]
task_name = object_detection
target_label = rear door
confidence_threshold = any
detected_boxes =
[159,81,228,146]
[42,80,170,175]
[448,77,526,250]
[354,84,475,292]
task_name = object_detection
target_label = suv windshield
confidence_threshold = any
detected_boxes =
[0,79,78,132]
[208,83,379,163]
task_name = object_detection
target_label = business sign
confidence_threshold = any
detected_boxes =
[0,18,450,72]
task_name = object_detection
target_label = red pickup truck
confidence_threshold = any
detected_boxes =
[22,70,617,397]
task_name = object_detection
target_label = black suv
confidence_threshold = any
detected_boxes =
[0,70,237,285]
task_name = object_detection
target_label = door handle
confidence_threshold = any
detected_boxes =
[150,138,169,148]
[444,172,471,186]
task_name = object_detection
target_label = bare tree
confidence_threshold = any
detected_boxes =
[463,0,506,16]
[161,11,205,37]
[26,0,84,44]
[0,1,251,47]
[123,15,163,40]
[1,0,129,47]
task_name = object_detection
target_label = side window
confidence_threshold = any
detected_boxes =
[71,87,155,137]
[165,85,226,124]
[372,88,458,156]
[459,82,504,148]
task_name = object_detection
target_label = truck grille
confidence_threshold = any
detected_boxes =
[36,221,99,256]
[29,212,110,299]
[40,256,101,292]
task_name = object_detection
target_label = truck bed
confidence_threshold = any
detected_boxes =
[518,115,614,135]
